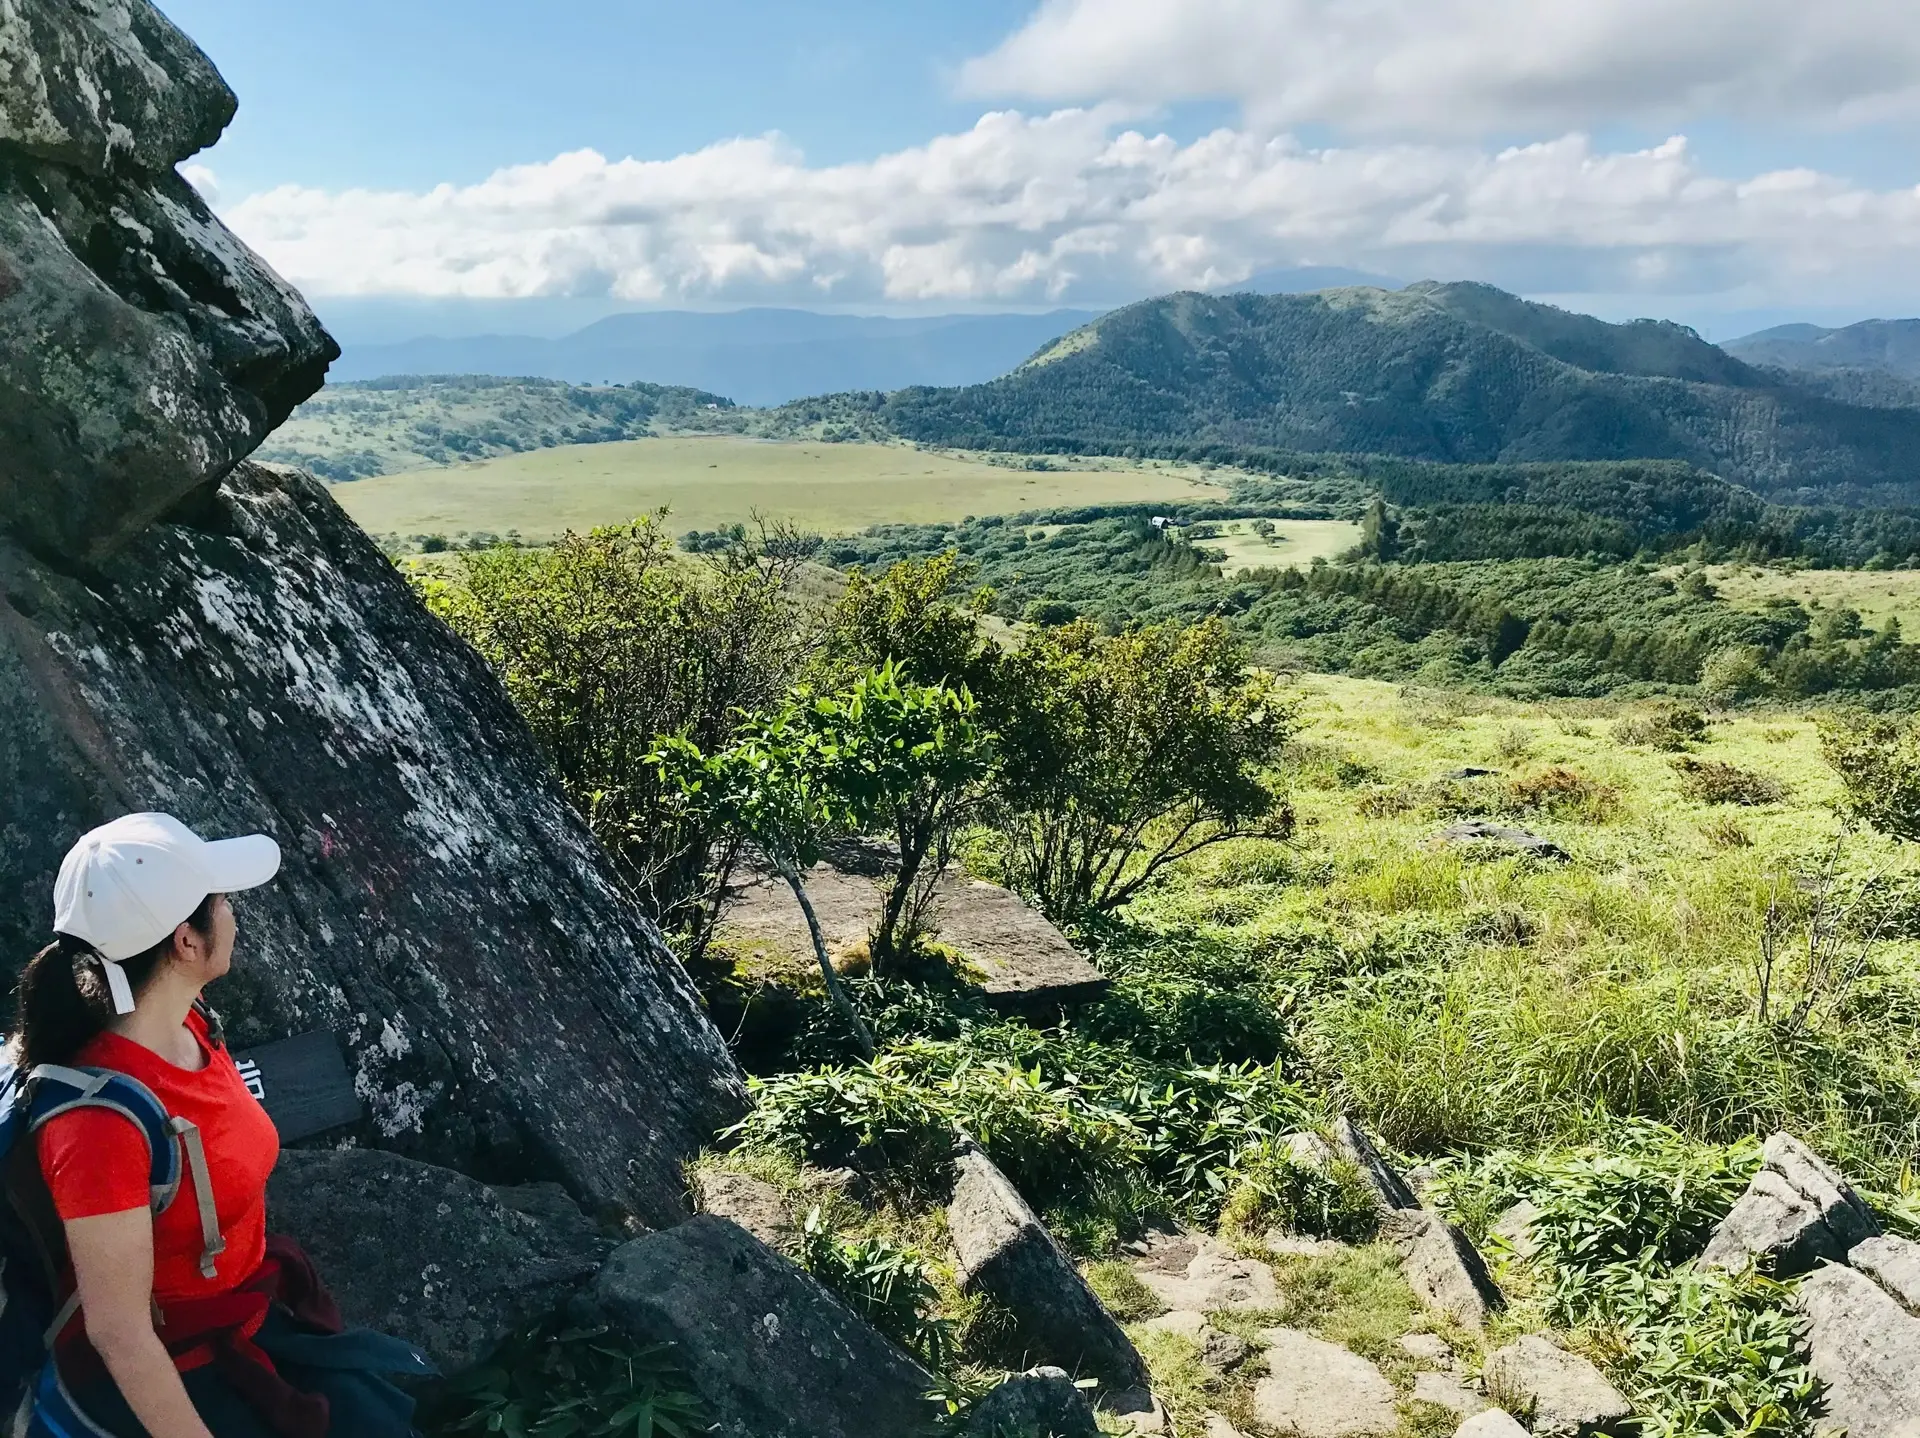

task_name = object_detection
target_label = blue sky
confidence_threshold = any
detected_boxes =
[170,0,1920,336]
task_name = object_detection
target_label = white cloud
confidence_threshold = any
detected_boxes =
[961,0,1920,135]
[219,114,1920,312]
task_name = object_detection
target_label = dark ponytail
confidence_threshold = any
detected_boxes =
[9,895,218,1070]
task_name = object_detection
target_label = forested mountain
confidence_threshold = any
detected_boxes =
[1727,318,1920,378]
[832,284,1920,507]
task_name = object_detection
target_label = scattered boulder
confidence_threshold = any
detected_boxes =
[1698,1133,1880,1278]
[691,1169,797,1253]
[1103,1388,1171,1435]
[1797,1262,1920,1438]
[268,1148,612,1374]
[1142,1310,1251,1370]
[1491,1200,1544,1262]
[948,1143,1149,1390]
[1412,1370,1490,1418]
[1443,767,1501,780]
[1332,1116,1420,1213]
[1455,1412,1530,1438]
[1851,1235,1920,1315]
[577,1216,935,1438]
[1382,1209,1504,1330]
[1481,1336,1632,1437]
[967,1367,1099,1438]
[1252,1328,1399,1437]
[1127,1233,1279,1312]
[1434,822,1571,863]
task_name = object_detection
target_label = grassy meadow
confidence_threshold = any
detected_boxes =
[332,436,1226,543]
[1201,518,1365,573]
[1698,561,1920,635]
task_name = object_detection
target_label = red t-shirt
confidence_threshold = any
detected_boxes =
[37,1008,280,1304]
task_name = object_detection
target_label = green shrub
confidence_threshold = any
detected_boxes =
[1671,757,1787,806]
[1219,1148,1380,1243]
[1612,703,1708,751]
[1499,766,1620,821]
[798,1207,951,1368]
[425,1323,709,1438]
[1822,712,1920,840]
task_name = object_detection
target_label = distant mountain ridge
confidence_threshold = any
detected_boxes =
[807,282,1920,507]
[1726,318,1920,378]
[329,308,1101,407]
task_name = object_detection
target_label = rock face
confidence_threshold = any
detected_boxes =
[1851,1235,1920,1314]
[0,0,337,565]
[1797,1258,1920,1437]
[578,1216,936,1438]
[1252,1328,1399,1438]
[1481,1336,1632,1437]
[1333,1115,1420,1212]
[967,1368,1101,1438]
[1382,1209,1504,1330]
[0,1,744,1225]
[1127,1232,1279,1312]
[0,463,746,1225]
[691,1169,798,1253]
[1698,1133,1880,1278]
[948,1143,1149,1390]
[268,1148,613,1373]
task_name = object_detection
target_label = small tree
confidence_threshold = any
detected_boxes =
[1356,499,1400,561]
[652,706,877,1057]
[1821,713,1920,841]
[808,666,994,965]
[984,617,1296,921]
[821,554,992,690]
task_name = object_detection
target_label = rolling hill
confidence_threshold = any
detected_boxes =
[828,283,1920,507]
[328,308,1100,406]
[1726,318,1920,378]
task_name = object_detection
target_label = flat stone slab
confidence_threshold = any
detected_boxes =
[1797,1262,1920,1438]
[1253,1328,1399,1437]
[1481,1336,1631,1437]
[1128,1234,1279,1311]
[1142,1310,1251,1370]
[1851,1235,1920,1315]
[1434,821,1570,863]
[716,856,1108,1012]
[1456,1413,1530,1438]
[1412,1371,1491,1418]
[691,1169,796,1254]
[1397,1333,1456,1367]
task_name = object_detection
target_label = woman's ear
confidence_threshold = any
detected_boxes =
[172,916,211,966]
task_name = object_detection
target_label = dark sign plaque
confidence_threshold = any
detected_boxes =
[231,1031,362,1142]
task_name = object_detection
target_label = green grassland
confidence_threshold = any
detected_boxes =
[1697,562,1920,635]
[332,435,1228,543]
[1198,518,1365,573]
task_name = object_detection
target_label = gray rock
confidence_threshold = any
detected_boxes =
[1699,1133,1880,1278]
[1332,1115,1420,1212]
[578,1216,936,1438]
[692,1169,797,1253]
[1382,1209,1504,1330]
[1851,1235,1920,1315]
[1455,1412,1531,1438]
[1481,1336,1631,1437]
[1252,1328,1399,1437]
[0,462,746,1227]
[1797,1261,1920,1438]
[1202,1417,1249,1438]
[0,0,233,174]
[949,1143,1149,1389]
[1435,822,1571,863]
[1129,1235,1279,1312]
[1142,1310,1251,1370]
[1282,1131,1340,1169]
[1443,767,1500,780]
[268,1147,612,1374]
[1491,1200,1543,1262]
[1412,1370,1490,1418]
[1102,1389,1170,1435]
[1,1,337,566]
[966,1367,1099,1438]
[1397,1332,1455,1367]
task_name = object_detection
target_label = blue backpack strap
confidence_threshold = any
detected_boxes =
[24,1067,182,1216]
[25,1353,119,1438]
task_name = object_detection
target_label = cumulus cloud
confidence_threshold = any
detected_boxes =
[219,113,1920,311]
[961,0,1920,135]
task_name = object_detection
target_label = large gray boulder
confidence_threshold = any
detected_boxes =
[0,464,747,1225]
[577,1216,937,1438]
[1851,1235,1920,1315]
[1481,1336,1631,1437]
[0,0,336,565]
[1381,1209,1504,1330]
[1797,1261,1920,1438]
[948,1142,1149,1391]
[268,1147,612,1373]
[967,1368,1100,1438]
[1698,1134,1879,1278]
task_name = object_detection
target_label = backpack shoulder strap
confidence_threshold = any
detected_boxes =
[25,1066,183,1216]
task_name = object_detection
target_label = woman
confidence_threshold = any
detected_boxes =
[15,813,431,1438]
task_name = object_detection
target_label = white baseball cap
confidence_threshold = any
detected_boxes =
[53,814,281,1011]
